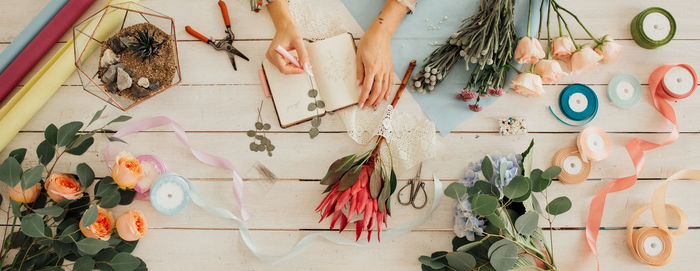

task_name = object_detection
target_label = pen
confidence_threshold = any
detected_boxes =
[275,45,314,77]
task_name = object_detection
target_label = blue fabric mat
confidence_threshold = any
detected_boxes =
[341,0,543,136]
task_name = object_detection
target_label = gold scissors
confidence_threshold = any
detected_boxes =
[397,163,427,209]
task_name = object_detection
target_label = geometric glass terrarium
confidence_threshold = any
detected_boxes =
[73,2,181,111]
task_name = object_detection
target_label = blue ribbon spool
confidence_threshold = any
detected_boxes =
[549,83,598,126]
[150,173,191,215]
[608,74,642,109]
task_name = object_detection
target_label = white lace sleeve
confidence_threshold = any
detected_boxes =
[397,0,417,12]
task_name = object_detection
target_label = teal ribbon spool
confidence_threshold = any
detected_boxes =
[608,74,642,109]
[549,83,598,126]
[631,7,676,49]
[150,173,191,215]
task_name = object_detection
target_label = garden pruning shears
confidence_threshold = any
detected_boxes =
[397,163,427,209]
[185,0,249,71]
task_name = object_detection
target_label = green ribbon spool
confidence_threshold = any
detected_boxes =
[631,7,676,49]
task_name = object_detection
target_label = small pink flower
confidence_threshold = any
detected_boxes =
[514,37,545,64]
[534,59,568,84]
[468,104,483,112]
[570,46,603,74]
[456,90,477,101]
[479,93,489,98]
[595,35,623,64]
[551,36,576,59]
[488,88,504,96]
[511,72,545,97]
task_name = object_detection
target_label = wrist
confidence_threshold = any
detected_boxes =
[366,22,393,41]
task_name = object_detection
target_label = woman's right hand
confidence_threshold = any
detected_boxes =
[266,21,308,74]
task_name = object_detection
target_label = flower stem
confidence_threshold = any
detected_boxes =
[553,1,601,43]
[552,7,579,49]
[545,0,552,58]
[526,0,533,37]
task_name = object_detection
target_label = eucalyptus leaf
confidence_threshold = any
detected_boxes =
[82,204,99,228]
[20,214,46,238]
[444,182,466,200]
[316,100,325,109]
[119,189,136,205]
[490,242,518,271]
[446,252,476,271]
[255,122,263,130]
[20,165,44,190]
[487,239,511,258]
[369,169,382,199]
[66,137,94,155]
[58,224,80,243]
[546,196,572,216]
[73,256,96,271]
[52,241,74,258]
[485,212,505,229]
[311,117,321,128]
[100,189,121,208]
[0,157,22,187]
[389,169,398,194]
[34,205,64,217]
[76,238,109,255]
[308,89,318,98]
[44,124,58,145]
[307,102,317,111]
[107,115,132,125]
[70,131,96,150]
[514,211,539,236]
[481,156,494,181]
[541,166,562,180]
[37,140,55,165]
[88,106,107,127]
[309,127,319,138]
[532,175,551,193]
[503,176,529,199]
[77,163,95,188]
[456,239,484,252]
[467,181,500,198]
[246,130,256,137]
[8,148,27,164]
[531,193,544,215]
[56,121,83,147]
[110,252,141,271]
[97,182,119,197]
[470,194,498,216]
[263,123,271,130]
[418,256,446,269]
[107,137,128,144]
[377,174,391,212]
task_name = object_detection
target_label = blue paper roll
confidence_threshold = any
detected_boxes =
[549,83,598,126]
[0,0,69,74]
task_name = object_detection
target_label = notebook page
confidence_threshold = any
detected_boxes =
[308,33,360,111]
[262,58,322,128]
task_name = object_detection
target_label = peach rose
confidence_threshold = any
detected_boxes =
[551,36,576,59]
[514,37,545,64]
[595,35,623,64]
[534,59,568,84]
[511,72,545,97]
[8,183,41,203]
[570,46,603,74]
[111,152,143,189]
[45,174,83,202]
[80,206,114,240]
[116,210,148,241]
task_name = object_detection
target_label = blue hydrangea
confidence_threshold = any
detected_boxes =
[452,153,522,240]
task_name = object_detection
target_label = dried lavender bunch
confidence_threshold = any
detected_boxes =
[412,0,517,111]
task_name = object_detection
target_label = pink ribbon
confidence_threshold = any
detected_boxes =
[103,116,250,220]
[585,64,697,269]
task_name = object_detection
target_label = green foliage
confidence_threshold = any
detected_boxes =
[20,214,46,238]
[444,182,466,200]
[546,196,572,215]
[470,194,497,216]
[77,163,95,188]
[481,156,494,182]
[445,252,476,270]
[514,211,539,236]
[76,238,109,255]
[503,176,528,199]
[128,29,164,61]
[82,204,99,228]
[249,101,275,156]
[56,121,83,147]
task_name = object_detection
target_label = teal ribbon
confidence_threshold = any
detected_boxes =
[548,83,598,126]
[150,173,444,264]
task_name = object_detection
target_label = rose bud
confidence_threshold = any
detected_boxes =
[8,183,41,203]
[116,210,148,241]
[595,35,623,64]
[45,174,84,202]
[80,206,114,240]
[511,72,545,97]
[112,151,143,189]
[534,59,568,84]
[514,37,545,64]
[570,46,603,74]
[551,36,576,59]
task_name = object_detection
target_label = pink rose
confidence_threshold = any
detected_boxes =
[111,152,143,189]
[8,183,41,203]
[511,73,545,97]
[570,46,603,74]
[514,37,545,64]
[551,36,576,59]
[534,60,568,84]
[595,35,623,64]
[116,210,148,241]
[45,174,84,202]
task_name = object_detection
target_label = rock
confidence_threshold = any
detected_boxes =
[137,77,150,88]
[100,49,118,67]
[149,81,160,91]
[100,63,124,84]
[128,85,151,98]
[125,69,135,78]
[116,68,133,91]
[107,36,127,54]
[106,82,119,93]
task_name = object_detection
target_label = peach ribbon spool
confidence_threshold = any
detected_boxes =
[576,126,612,163]
[552,146,591,184]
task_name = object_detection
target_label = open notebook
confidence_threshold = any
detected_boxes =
[262,33,360,128]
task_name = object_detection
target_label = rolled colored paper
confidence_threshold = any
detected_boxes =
[0,0,127,152]
[0,0,96,103]
[585,64,697,270]
[0,0,69,74]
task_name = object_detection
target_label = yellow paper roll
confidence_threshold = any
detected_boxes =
[0,0,144,151]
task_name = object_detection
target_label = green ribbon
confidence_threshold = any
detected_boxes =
[630,7,676,49]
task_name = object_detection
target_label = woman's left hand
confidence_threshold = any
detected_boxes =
[356,26,394,109]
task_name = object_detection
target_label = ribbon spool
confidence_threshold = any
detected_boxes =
[150,173,191,215]
[577,126,612,162]
[608,74,642,109]
[631,7,676,49]
[659,66,697,100]
[626,204,687,266]
[552,146,591,184]
[549,83,598,126]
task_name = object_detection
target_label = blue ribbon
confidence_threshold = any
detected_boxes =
[149,173,444,264]
[607,74,642,109]
[549,83,598,126]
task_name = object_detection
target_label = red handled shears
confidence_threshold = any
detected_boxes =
[185,0,249,71]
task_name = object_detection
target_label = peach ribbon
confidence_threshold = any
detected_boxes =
[585,64,697,269]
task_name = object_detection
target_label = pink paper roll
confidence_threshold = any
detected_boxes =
[0,0,95,103]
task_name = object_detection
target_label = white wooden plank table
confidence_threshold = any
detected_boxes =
[1,0,699,270]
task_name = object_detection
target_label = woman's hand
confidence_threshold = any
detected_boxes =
[266,1,308,74]
[356,26,394,109]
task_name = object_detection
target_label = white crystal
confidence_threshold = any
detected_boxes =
[100,49,118,67]
[137,77,150,88]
